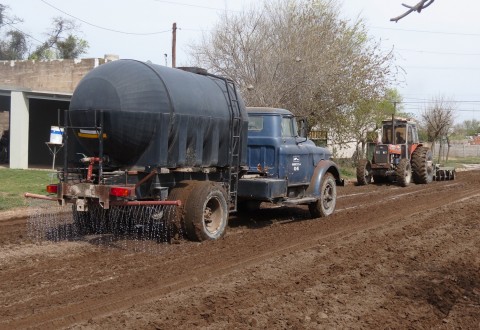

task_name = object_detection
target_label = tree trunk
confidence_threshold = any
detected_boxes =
[445,136,451,162]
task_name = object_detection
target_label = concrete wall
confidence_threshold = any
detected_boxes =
[0,58,108,94]
[434,143,480,159]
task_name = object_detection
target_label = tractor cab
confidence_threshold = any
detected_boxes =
[358,117,435,187]
[377,118,419,162]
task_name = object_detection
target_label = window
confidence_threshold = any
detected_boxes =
[395,126,406,144]
[382,126,392,144]
[407,126,413,144]
[281,117,294,137]
[248,116,263,131]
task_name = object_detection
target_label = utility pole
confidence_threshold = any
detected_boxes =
[172,22,177,68]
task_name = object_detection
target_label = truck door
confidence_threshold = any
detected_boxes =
[278,116,312,185]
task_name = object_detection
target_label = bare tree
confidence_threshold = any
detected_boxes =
[421,95,455,162]
[190,0,395,153]
[391,0,435,22]
[29,17,88,60]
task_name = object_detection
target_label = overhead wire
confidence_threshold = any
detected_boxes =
[39,0,171,35]
[370,25,480,37]
[153,0,240,12]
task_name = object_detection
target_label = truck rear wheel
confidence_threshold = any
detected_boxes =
[183,181,229,241]
[356,159,372,185]
[396,158,412,187]
[309,173,337,218]
[166,180,198,240]
[411,146,434,184]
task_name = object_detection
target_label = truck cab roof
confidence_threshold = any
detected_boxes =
[247,107,294,116]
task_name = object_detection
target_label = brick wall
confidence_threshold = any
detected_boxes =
[0,57,111,94]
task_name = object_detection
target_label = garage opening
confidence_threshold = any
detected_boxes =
[28,99,69,168]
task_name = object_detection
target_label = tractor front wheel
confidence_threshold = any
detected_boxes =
[356,159,372,186]
[396,158,412,187]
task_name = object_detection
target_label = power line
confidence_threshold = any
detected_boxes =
[370,25,480,37]
[39,0,171,35]
[404,66,480,71]
[5,22,45,45]
[393,48,480,57]
[401,100,480,104]
[153,0,240,13]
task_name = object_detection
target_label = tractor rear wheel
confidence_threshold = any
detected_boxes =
[396,158,412,187]
[411,146,434,184]
[356,159,372,185]
[183,181,229,241]
[309,173,337,218]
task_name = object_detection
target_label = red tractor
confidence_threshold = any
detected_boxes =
[356,118,454,187]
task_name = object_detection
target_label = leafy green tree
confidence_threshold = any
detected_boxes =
[0,4,27,60]
[0,30,27,60]
[0,5,88,60]
[451,119,480,140]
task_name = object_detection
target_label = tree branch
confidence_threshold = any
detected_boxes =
[390,0,435,23]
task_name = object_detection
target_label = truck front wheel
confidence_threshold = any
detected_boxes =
[184,181,229,241]
[309,173,337,218]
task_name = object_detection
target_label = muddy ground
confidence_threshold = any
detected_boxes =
[0,171,479,329]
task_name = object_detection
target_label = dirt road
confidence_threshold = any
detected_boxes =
[0,171,479,329]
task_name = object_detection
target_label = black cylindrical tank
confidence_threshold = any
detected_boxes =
[69,60,248,169]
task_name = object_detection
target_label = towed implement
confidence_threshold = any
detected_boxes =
[357,117,455,187]
[26,60,342,242]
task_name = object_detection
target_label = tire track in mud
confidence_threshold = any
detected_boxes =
[0,218,27,227]
[5,178,478,330]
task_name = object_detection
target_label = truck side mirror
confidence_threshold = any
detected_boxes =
[298,118,308,138]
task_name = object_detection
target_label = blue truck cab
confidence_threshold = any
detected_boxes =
[238,107,343,217]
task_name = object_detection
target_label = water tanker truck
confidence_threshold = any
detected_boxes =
[26,60,343,241]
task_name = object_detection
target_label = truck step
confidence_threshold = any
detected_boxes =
[282,197,317,205]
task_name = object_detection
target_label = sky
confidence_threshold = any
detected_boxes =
[2,0,480,123]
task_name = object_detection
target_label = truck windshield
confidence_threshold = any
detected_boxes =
[281,116,295,137]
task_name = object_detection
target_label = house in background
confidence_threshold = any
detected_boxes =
[0,55,118,169]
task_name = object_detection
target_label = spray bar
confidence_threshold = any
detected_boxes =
[109,200,182,206]
[24,193,60,201]
[24,193,181,207]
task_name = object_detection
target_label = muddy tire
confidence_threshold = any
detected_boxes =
[356,159,372,186]
[396,158,412,187]
[411,146,434,184]
[183,181,229,241]
[166,180,198,240]
[309,173,337,218]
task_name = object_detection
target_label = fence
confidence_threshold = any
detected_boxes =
[433,143,480,160]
